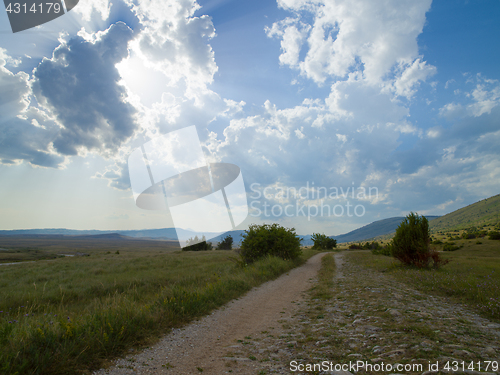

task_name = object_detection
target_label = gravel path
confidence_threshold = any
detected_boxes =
[93,252,328,375]
[226,252,500,374]
[94,251,500,375]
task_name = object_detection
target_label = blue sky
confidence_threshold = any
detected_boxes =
[0,0,499,236]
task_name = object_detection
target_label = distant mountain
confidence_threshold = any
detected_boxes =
[69,233,131,240]
[429,193,500,231]
[0,227,248,246]
[300,215,439,245]
[1,214,445,247]
[0,228,109,236]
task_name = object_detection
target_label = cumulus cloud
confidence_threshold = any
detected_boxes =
[126,0,217,100]
[0,49,64,167]
[467,79,500,117]
[0,48,30,117]
[33,22,137,157]
[391,58,437,99]
[266,17,311,68]
[94,2,239,189]
[73,0,112,22]
[439,75,500,119]
[212,78,414,190]
[269,0,433,85]
[235,0,438,209]
[0,110,65,167]
[94,161,131,190]
[235,0,500,222]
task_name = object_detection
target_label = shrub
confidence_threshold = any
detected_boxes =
[311,233,337,250]
[372,244,391,256]
[367,241,382,250]
[240,224,302,263]
[489,231,500,240]
[217,235,233,250]
[443,243,461,251]
[353,241,383,251]
[183,236,213,251]
[390,212,448,268]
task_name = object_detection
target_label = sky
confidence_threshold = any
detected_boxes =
[0,0,499,236]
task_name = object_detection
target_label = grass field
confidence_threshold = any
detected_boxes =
[0,245,317,375]
[348,238,500,322]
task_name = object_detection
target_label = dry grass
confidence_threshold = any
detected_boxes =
[0,243,318,375]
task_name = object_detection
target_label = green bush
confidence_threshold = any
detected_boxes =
[240,224,302,263]
[217,235,233,250]
[366,241,382,250]
[372,244,391,256]
[489,231,500,240]
[351,241,382,251]
[443,243,461,251]
[183,236,213,251]
[311,233,337,250]
[390,212,448,268]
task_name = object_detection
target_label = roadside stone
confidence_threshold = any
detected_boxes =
[482,346,496,356]
[222,357,250,361]
[380,349,405,357]
[452,349,473,357]
[387,308,402,316]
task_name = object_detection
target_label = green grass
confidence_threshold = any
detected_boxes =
[348,239,500,321]
[309,254,335,300]
[0,248,317,375]
[0,248,63,263]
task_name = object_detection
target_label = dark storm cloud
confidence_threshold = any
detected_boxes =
[33,22,137,156]
[0,114,64,168]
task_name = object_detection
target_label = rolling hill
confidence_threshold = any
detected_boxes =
[429,193,500,231]
[333,216,439,243]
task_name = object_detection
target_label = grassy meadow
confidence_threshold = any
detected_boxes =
[348,236,500,321]
[0,243,317,375]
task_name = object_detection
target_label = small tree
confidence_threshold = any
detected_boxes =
[311,233,337,250]
[390,212,448,268]
[217,235,233,250]
[240,223,302,263]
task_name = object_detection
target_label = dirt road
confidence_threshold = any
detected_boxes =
[94,252,328,375]
[95,251,500,375]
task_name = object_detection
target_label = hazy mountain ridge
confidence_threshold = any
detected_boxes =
[5,192,500,245]
[0,218,441,246]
